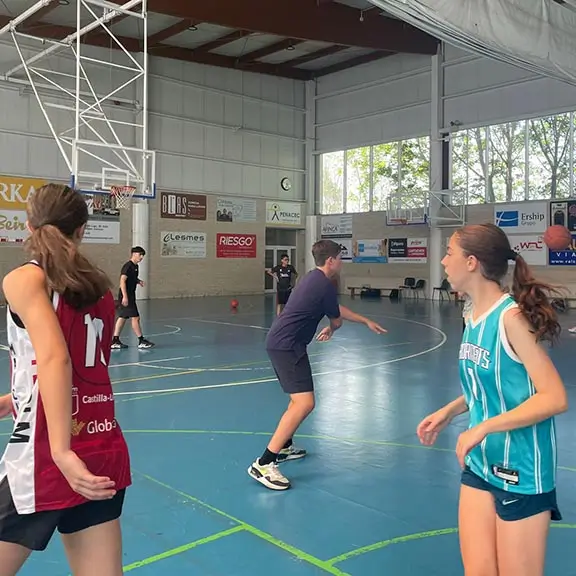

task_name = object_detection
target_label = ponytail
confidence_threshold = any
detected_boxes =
[511,254,562,344]
[25,224,111,309]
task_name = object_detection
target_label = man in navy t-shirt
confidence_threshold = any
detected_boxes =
[248,239,387,491]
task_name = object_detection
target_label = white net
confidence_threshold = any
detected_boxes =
[110,185,136,210]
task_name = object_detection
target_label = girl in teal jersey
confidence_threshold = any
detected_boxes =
[417,223,567,576]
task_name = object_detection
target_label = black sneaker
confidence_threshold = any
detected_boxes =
[138,338,155,349]
[111,339,128,349]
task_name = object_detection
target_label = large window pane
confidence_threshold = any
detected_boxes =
[346,147,371,213]
[321,151,344,214]
[372,142,399,212]
[399,137,430,209]
[529,114,570,199]
[451,128,488,204]
[489,121,526,203]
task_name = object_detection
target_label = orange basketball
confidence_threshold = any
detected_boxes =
[543,225,572,250]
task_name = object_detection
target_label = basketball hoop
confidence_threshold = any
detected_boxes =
[110,185,136,210]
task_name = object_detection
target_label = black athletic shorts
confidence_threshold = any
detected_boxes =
[267,348,313,394]
[276,288,292,306]
[117,295,139,319]
[461,467,561,522]
[0,477,126,551]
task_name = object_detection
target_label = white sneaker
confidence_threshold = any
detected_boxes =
[247,459,291,490]
[568,327,576,333]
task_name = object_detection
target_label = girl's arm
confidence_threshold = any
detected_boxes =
[444,395,469,419]
[3,265,72,459]
[478,308,567,436]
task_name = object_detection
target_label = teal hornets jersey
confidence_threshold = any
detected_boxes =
[459,293,557,495]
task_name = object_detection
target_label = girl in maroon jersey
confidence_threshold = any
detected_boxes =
[0,184,130,575]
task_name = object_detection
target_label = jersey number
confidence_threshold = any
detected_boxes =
[84,314,106,368]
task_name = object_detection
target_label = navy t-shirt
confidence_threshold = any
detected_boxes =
[265,268,340,352]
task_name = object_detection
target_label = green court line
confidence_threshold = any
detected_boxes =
[123,525,245,571]
[327,528,458,565]
[122,428,454,453]
[120,429,576,473]
[326,523,576,566]
[137,470,351,576]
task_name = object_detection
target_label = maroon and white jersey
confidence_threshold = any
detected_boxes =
[0,285,131,514]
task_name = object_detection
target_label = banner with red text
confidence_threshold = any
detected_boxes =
[216,233,257,258]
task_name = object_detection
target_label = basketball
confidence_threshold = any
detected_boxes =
[543,225,572,250]
[230,299,239,309]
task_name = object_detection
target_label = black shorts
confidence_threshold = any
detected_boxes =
[117,296,139,319]
[276,288,292,306]
[0,477,126,551]
[267,348,313,394]
[461,467,561,522]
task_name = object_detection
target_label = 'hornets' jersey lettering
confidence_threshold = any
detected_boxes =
[459,342,491,369]
[459,293,557,496]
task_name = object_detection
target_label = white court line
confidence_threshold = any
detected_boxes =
[182,317,269,330]
[110,356,189,369]
[119,341,415,374]
[145,324,182,338]
[114,319,447,397]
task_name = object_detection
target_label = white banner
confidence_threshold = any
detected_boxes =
[216,197,257,223]
[320,214,353,238]
[160,231,207,258]
[494,201,547,234]
[266,201,302,226]
[508,234,547,266]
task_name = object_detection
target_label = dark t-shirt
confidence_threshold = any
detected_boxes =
[266,268,340,352]
[272,264,296,291]
[118,261,139,301]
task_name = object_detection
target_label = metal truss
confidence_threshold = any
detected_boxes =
[0,0,153,197]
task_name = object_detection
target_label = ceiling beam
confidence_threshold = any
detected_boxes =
[21,0,60,26]
[148,18,194,46]
[148,44,312,79]
[238,39,303,63]
[194,30,252,53]
[282,44,348,67]
[0,16,311,81]
[136,0,438,54]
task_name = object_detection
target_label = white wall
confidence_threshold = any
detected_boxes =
[443,44,576,130]
[315,53,432,152]
[148,56,306,200]
[0,41,307,299]
[314,43,576,155]
[0,41,306,201]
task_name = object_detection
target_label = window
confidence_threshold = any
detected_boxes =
[451,111,576,203]
[319,137,431,214]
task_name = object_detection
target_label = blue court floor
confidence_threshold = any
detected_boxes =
[2,294,576,575]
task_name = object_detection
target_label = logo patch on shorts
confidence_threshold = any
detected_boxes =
[492,464,519,485]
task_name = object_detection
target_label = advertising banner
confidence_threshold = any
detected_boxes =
[160,231,207,258]
[216,233,257,258]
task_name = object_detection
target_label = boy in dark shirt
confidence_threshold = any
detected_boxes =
[248,239,387,490]
[266,253,298,316]
[111,246,154,349]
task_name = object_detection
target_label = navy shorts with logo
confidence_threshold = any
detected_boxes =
[267,348,313,394]
[461,466,561,522]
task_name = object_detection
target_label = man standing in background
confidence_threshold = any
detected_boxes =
[266,253,298,316]
[111,246,155,349]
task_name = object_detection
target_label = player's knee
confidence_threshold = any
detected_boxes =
[292,393,315,415]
